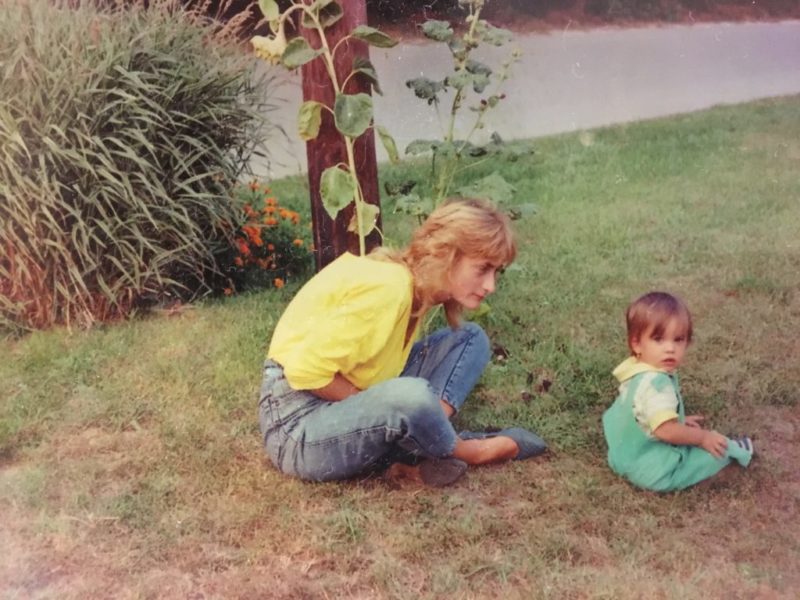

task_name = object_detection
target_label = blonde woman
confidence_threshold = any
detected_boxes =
[259,198,546,486]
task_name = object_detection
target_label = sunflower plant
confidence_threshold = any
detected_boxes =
[251,0,399,255]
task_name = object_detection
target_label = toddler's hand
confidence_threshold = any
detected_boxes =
[685,414,705,428]
[700,430,728,459]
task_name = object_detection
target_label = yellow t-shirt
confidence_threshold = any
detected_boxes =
[267,252,419,391]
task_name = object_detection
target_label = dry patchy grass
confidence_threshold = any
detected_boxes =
[2,97,800,598]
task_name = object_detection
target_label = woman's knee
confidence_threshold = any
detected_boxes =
[382,377,440,418]
[459,321,491,365]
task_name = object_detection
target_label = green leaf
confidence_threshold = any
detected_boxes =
[448,38,468,61]
[404,139,440,156]
[508,203,538,221]
[445,70,472,91]
[348,202,380,237]
[392,193,433,217]
[384,180,416,196]
[302,0,343,29]
[333,93,373,138]
[351,25,397,48]
[481,23,513,46]
[298,101,323,141]
[376,126,399,164]
[258,0,280,21]
[466,60,492,77]
[471,73,490,93]
[457,172,517,204]
[486,95,502,108]
[353,57,382,95]
[282,38,320,69]
[421,20,453,42]
[405,77,444,104]
[320,166,356,220]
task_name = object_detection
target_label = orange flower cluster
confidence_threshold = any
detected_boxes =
[221,181,312,295]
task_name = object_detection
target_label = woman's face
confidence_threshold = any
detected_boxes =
[444,256,501,309]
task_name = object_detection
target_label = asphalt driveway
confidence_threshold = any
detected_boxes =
[253,20,800,179]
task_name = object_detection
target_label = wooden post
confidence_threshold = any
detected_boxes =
[301,0,381,271]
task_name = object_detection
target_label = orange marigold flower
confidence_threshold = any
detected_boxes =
[257,258,270,269]
[291,215,300,225]
[243,203,257,218]
[273,277,285,289]
[265,197,277,206]
[223,287,233,296]
[264,217,278,226]
[264,206,276,214]
[267,243,275,252]
[249,180,259,191]
[292,238,303,247]
[234,256,244,267]
[236,238,251,256]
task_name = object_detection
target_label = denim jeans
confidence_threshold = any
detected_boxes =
[258,322,491,481]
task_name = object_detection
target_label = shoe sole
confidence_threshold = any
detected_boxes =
[419,458,468,487]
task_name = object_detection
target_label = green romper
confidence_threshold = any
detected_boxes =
[602,358,750,492]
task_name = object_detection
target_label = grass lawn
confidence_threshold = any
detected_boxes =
[2,95,799,599]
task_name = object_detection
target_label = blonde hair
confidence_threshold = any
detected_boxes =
[372,198,516,327]
[625,291,693,354]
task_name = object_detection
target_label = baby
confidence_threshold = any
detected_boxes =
[602,291,753,492]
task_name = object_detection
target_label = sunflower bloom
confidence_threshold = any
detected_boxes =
[251,24,288,65]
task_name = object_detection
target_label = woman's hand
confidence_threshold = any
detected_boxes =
[311,373,361,402]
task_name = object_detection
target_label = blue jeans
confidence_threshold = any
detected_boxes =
[258,322,491,481]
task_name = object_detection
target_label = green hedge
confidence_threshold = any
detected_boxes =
[0,0,269,331]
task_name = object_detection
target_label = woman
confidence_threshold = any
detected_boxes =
[259,198,546,486]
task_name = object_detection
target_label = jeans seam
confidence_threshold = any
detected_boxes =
[439,327,477,412]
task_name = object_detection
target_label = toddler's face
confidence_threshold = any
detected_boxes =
[631,318,689,372]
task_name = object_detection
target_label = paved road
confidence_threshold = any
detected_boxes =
[252,20,800,180]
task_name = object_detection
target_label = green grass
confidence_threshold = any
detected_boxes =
[2,96,800,598]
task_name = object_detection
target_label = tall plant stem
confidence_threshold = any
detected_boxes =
[306,5,368,254]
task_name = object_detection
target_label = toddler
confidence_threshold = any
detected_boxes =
[602,291,753,492]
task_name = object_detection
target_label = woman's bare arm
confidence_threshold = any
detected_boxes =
[311,373,361,402]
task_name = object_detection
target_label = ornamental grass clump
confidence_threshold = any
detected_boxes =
[0,0,269,332]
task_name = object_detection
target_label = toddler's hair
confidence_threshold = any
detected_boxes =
[625,291,693,354]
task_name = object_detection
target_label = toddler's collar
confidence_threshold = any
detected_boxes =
[612,356,668,383]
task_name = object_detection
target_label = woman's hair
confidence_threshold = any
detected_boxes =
[625,291,693,354]
[372,197,516,327]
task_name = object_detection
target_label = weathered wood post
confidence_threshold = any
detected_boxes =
[300,0,381,271]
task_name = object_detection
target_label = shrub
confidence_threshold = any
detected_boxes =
[216,181,313,294]
[0,0,270,331]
